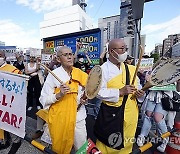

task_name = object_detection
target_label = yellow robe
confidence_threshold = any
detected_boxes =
[96,63,139,154]
[48,67,88,154]
[0,64,21,140]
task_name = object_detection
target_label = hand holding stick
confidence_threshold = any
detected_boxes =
[40,63,64,84]
[77,92,87,111]
[131,45,145,99]
[131,45,144,85]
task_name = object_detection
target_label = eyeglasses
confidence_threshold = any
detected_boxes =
[112,48,128,51]
[60,53,73,57]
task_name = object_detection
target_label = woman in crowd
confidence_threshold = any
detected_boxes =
[25,56,42,111]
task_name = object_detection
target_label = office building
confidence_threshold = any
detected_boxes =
[155,43,163,56]
[98,15,120,50]
[40,4,93,40]
[162,33,180,55]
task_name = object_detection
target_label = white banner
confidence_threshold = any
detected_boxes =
[41,54,52,63]
[0,71,27,138]
[135,58,154,73]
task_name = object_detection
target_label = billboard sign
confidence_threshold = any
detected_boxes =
[44,29,101,65]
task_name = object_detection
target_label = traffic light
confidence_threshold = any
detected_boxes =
[127,25,134,30]
[127,6,134,36]
[127,31,134,35]
[131,0,144,20]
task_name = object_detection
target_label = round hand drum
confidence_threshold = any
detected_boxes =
[142,58,180,90]
[85,65,102,99]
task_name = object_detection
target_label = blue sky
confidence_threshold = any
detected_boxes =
[0,0,180,53]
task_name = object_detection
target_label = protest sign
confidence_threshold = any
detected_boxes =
[0,71,27,138]
[135,58,154,85]
[135,58,154,73]
[41,54,52,64]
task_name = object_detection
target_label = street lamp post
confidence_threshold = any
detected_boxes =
[133,19,141,60]
[101,27,108,54]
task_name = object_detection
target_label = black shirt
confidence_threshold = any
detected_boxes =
[13,61,25,71]
[74,61,89,72]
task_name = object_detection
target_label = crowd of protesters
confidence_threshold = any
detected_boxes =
[0,38,180,154]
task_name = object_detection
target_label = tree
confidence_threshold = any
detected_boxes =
[150,53,160,63]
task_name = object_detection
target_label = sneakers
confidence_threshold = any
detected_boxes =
[27,106,32,111]
[157,143,167,153]
[137,135,145,147]
[0,140,10,150]
[157,138,168,153]
[37,106,41,110]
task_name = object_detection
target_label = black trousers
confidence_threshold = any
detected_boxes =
[86,115,97,143]
[27,75,42,107]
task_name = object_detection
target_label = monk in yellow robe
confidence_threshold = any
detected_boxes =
[39,46,88,154]
[95,39,145,154]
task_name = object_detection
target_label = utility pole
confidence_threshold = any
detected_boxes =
[133,19,141,59]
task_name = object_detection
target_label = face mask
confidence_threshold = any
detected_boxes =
[0,57,5,66]
[112,50,127,63]
[79,58,84,63]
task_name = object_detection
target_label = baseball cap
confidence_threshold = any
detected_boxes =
[127,55,134,60]
[77,54,85,58]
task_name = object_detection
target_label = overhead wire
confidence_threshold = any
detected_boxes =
[93,0,105,17]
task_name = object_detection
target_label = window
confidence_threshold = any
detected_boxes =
[107,22,111,40]
[114,20,118,38]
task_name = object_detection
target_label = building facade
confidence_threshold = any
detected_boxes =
[172,42,180,57]
[98,15,120,51]
[72,0,87,12]
[155,43,163,56]
[40,4,93,40]
[0,41,5,46]
[124,35,146,57]
[162,33,180,56]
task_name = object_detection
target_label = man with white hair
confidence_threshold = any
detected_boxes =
[39,46,88,153]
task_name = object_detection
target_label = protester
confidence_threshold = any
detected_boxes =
[166,80,180,129]
[25,56,42,111]
[125,55,134,65]
[85,97,101,143]
[137,80,180,152]
[99,50,108,65]
[74,53,90,72]
[0,50,22,154]
[39,46,88,153]
[48,55,61,71]
[99,41,110,65]
[13,55,25,72]
[94,39,145,153]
